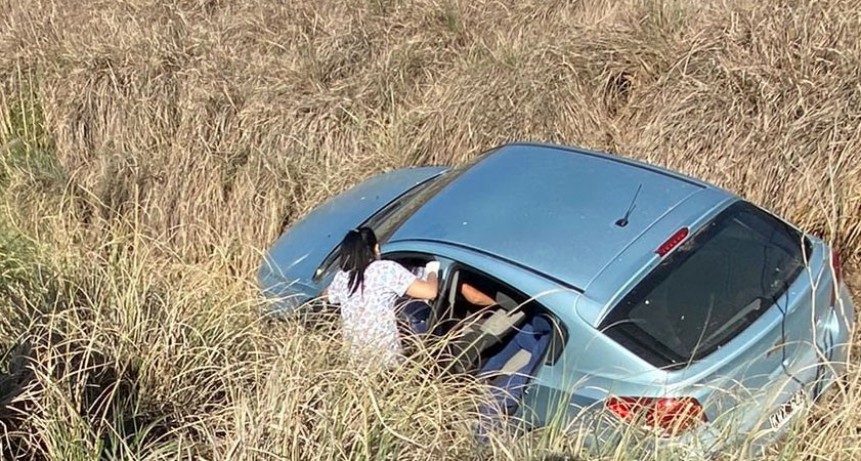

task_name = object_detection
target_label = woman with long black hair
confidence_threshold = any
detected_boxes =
[325,227,439,368]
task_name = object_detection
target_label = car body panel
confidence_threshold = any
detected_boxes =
[258,166,447,310]
[523,279,854,459]
[524,213,854,457]
[257,142,856,456]
[596,214,831,389]
[389,144,705,291]
[382,239,579,312]
[578,189,735,318]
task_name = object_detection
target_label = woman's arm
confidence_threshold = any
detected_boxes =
[461,283,496,307]
[405,272,438,300]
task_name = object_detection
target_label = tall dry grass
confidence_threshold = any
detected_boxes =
[1,0,860,459]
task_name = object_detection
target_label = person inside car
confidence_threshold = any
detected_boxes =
[399,260,496,335]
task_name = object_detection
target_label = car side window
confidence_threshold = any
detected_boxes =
[382,252,568,367]
[438,264,569,367]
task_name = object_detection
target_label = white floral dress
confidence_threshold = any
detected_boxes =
[327,260,417,369]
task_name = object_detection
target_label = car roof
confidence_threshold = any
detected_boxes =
[388,143,729,291]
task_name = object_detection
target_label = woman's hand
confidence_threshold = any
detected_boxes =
[424,260,440,277]
[406,261,439,300]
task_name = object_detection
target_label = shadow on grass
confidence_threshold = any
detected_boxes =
[0,331,177,460]
[0,231,177,459]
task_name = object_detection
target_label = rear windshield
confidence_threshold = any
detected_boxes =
[600,202,810,369]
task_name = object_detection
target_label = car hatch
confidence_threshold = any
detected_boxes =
[599,202,830,418]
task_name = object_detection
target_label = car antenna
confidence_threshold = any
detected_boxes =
[615,183,642,228]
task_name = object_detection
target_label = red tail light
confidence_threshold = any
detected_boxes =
[831,250,842,284]
[606,396,706,436]
[656,228,689,257]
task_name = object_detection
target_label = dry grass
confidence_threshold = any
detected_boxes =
[1,0,860,459]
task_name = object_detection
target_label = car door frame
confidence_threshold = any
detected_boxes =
[383,239,574,375]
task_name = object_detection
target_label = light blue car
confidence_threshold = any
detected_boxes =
[258,143,854,456]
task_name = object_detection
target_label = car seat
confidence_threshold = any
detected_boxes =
[444,293,527,374]
[475,315,553,437]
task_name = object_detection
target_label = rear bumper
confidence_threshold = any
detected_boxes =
[690,282,856,458]
[570,283,856,459]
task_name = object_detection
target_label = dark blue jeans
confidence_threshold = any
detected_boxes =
[400,299,432,334]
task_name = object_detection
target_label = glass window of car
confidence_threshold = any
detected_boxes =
[600,201,811,368]
[312,157,485,282]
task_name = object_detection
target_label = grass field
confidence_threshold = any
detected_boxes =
[1,0,860,459]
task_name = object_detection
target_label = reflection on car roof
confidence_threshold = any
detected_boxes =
[389,143,707,290]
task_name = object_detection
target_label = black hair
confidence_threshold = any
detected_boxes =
[338,227,379,295]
